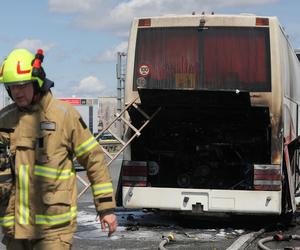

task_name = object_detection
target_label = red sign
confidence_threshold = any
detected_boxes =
[138,64,150,76]
[60,98,81,105]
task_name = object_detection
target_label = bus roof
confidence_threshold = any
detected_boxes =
[133,13,278,28]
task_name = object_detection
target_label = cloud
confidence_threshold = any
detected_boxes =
[48,0,279,34]
[48,0,97,13]
[84,41,128,63]
[72,76,106,96]
[15,39,57,53]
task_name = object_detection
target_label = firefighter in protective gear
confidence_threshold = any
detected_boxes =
[0,48,117,249]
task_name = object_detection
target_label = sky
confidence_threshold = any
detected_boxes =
[0,0,299,100]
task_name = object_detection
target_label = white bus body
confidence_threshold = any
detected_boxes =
[120,14,300,217]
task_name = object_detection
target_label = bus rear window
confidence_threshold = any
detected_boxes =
[134,27,271,92]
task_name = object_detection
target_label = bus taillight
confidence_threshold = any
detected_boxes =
[256,17,269,26]
[122,161,148,187]
[138,18,151,27]
[253,165,281,191]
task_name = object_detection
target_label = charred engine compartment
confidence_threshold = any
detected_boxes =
[129,90,271,190]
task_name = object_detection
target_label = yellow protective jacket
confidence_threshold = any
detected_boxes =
[0,92,116,239]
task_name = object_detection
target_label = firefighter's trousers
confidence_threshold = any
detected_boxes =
[2,233,72,250]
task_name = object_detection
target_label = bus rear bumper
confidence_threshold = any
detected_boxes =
[122,187,282,215]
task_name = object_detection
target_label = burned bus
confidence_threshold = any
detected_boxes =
[119,14,300,217]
